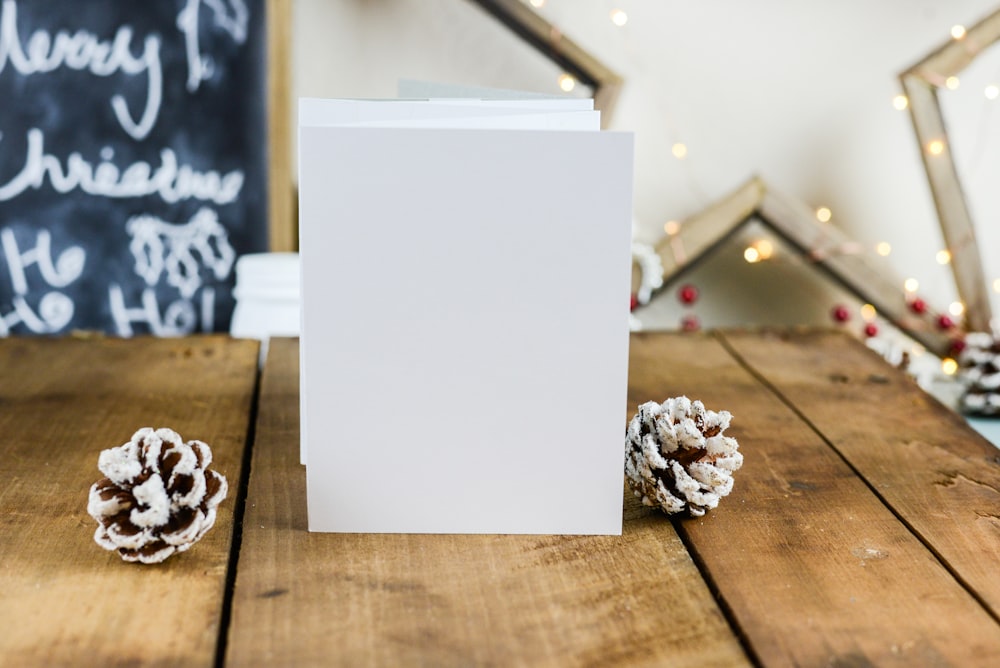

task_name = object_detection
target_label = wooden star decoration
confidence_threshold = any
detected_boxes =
[899,8,1000,333]
[643,177,955,355]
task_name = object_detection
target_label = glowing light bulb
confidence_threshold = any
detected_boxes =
[927,139,945,156]
[754,239,774,260]
[744,247,761,263]
[949,301,965,316]
[892,94,909,111]
[986,85,1000,100]
[529,0,545,7]
[942,357,959,375]
[904,278,919,293]
[610,9,628,26]
[945,76,960,90]
[994,278,1000,293]
[671,143,688,159]
[664,220,680,235]
[860,304,877,321]
[936,249,952,265]
[876,242,892,257]
[815,206,832,223]
[951,24,967,40]
[558,74,576,92]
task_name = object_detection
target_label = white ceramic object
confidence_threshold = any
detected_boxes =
[230,252,300,339]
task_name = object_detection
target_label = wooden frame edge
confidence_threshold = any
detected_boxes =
[651,177,953,355]
[898,8,1000,332]
[468,0,624,129]
[267,0,295,252]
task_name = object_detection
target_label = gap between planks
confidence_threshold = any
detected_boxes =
[213,354,264,668]
[713,328,1000,628]
[628,330,1000,666]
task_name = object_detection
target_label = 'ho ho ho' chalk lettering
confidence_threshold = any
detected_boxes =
[0,0,268,336]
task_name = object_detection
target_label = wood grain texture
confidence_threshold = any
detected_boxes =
[720,328,1000,618]
[628,331,1000,666]
[225,338,749,667]
[266,0,296,251]
[0,336,259,668]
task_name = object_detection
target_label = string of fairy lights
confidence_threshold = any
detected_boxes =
[893,21,1000,310]
[525,2,998,376]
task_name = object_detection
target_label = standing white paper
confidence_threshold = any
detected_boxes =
[299,100,633,534]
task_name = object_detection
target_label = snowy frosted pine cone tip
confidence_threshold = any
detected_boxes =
[87,427,228,564]
[625,396,743,517]
[958,332,1000,416]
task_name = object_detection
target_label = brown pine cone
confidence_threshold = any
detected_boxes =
[625,396,743,517]
[87,428,227,564]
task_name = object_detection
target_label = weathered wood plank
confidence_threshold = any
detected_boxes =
[225,338,749,667]
[0,336,259,668]
[628,331,1000,666]
[720,328,1000,618]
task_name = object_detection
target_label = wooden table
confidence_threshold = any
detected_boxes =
[3,330,1000,666]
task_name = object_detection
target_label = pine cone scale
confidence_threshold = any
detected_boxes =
[625,397,743,517]
[87,428,228,564]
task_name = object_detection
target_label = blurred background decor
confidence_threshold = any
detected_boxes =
[900,7,1000,334]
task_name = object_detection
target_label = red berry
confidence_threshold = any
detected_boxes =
[831,305,850,323]
[909,298,928,314]
[681,314,701,332]
[630,294,639,311]
[950,338,967,354]
[936,314,954,330]
[864,323,879,338]
[678,284,699,305]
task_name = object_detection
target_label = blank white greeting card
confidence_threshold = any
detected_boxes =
[299,96,633,534]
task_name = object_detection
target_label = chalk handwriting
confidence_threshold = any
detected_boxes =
[0,128,245,204]
[1,227,85,293]
[204,0,249,42]
[109,285,215,336]
[0,0,162,140]
[0,227,83,334]
[0,2,257,336]
[0,292,74,335]
[177,0,249,92]
[126,207,235,298]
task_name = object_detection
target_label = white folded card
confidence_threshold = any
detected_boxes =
[298,95,633,534]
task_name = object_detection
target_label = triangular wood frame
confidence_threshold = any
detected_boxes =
[647,177,953,355]
[899,8,1000,333]
[468,0,624,129]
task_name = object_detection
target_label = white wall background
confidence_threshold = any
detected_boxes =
[294,0,1000,336]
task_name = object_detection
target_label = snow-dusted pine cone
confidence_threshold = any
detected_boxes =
[958,332,1000,416]
[625,396,743,517]
[87,428,228,564]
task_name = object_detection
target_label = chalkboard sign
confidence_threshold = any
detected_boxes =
[0,0,268,336]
